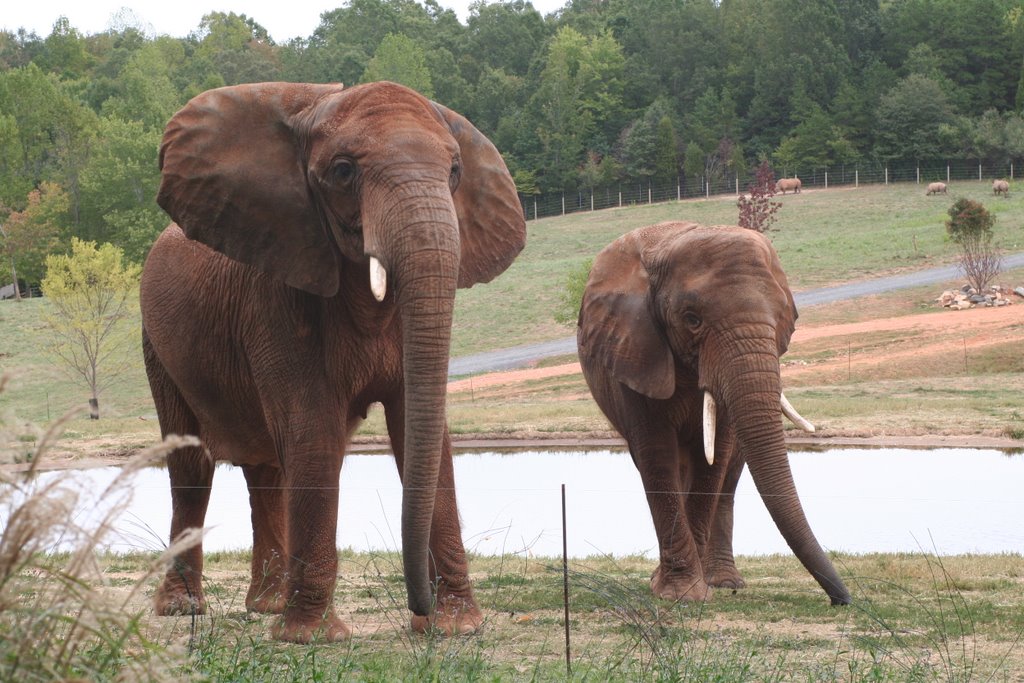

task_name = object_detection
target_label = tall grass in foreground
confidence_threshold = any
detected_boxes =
[0,371,200,682]
[2,369,1022,680]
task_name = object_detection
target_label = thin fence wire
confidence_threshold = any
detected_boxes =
[520,160,1020,221]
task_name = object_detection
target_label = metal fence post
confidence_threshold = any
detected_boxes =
[561,194,565,216]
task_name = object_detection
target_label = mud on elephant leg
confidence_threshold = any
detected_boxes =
[242,464,288,614]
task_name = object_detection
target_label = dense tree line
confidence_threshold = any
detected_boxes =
[2,0,1024,280]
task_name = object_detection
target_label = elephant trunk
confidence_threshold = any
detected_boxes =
[709,338,851,606]
[373,192,461,618]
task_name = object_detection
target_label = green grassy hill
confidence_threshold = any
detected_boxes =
[453,179,1024,355]
[2,179,1023,440]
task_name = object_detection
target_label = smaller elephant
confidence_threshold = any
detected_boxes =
[926,182,947,195]
[775,177,801,194]
[993,179,1010,197]
[577,221,851,607]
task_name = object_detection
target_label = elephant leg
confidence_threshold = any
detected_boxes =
[269,438,350,643]
[684,432,732,558]
[385,401,481,635]
[155,444,214,615]
[145,338,213,617]
[701,441,747,590]
[629,427,710,603]
[242,463,288,614]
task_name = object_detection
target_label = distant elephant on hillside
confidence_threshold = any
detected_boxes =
[926,182,947,195]
[993,179,1010,197]
[577,220,851,607]
[775,177,801,194]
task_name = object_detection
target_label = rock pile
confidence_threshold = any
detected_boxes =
[936,284,1022,310]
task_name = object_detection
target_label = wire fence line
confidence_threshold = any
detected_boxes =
[519,159,1021,221]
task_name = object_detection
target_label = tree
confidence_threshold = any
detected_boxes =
[530,27,625,190]
[945,198,1002,293]
[77,117,165,262]
[737,160,781,233]
[554,258,592,325]
[618,98,679,181]
[874,74,956,162]
[360,33,433,97]
[193,11,281,85]
[0,183,67,298]
[99,42,182,130]
[40,239,141,419]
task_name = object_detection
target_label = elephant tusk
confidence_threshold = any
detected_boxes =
[780,392,815,433]
[369,257,387,302]
[702,391,716,466]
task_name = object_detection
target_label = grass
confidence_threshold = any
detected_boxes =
[36,548,1022,681]
[3,179,1024,450]
[3,171,1024,682]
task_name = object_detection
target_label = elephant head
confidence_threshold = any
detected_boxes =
[156,81,526,619]
[577,221,850,605]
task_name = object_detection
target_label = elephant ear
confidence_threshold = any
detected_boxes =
[431,103,526,288]
[577,228,675,400]
[157,83,343,297]
[760,234,798,354]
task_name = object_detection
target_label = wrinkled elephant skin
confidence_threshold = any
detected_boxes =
[577,221,851,607]
[142,81,526,642]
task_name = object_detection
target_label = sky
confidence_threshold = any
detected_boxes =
[3,1,567,44]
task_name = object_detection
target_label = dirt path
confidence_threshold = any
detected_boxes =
[448,303,1024,390]
[444,303,1024,450]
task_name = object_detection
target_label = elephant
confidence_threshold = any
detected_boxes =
[993,179,1010,197]
[926,182,947,195]
[576,221,851,607]
[775,177,801,194]
[140,81,526,642]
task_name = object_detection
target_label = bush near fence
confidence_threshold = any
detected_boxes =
[520,160,1021,221]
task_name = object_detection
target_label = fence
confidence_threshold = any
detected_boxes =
[519,160,1020,221]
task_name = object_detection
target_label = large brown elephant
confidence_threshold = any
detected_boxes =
[577,221,850,606]
[141,81,526,642]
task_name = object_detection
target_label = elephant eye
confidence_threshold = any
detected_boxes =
[682,311,702,329]
[449,160,462,191]
[331,158,357,183]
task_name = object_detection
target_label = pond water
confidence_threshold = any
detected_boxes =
[14,447,1024,559]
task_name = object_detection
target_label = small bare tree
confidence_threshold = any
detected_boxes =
[737,160,781,233]
[945,198,1003,292]
[41,239,141,419]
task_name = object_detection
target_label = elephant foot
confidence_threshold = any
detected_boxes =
[245,586,287,614]
[154,580,206,616]
[705,565,746,590]
[271,609,351,643]
[410,591,483,636]
[248,589,290,614]
[650,565,711,603]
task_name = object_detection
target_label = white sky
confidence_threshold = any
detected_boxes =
[3,1,567,44]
